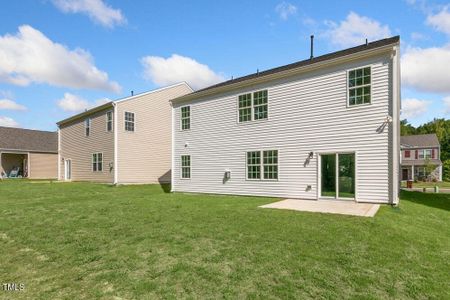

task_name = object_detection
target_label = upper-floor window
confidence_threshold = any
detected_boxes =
[125,112,135,132]
[181,155,191,179]
[92,153,103,172]
[246,150,278,180]
[85,118,91,136]
[418,149,432,159]
[181,106,190,130]
[238,90,268,122]
[348,67,371,106]
[404,150,410,158]
[106,111,113,132]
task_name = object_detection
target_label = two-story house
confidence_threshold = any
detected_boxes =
[400,134,442,181]
[170,36,401,204]
[57,83,192,184]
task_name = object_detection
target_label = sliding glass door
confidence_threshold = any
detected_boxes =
[320,153,355,199]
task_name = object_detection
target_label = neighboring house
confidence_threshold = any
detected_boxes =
[400,134,442,181]
[0,126,58,179]
[171,36,401,204]
[57,83,193,184]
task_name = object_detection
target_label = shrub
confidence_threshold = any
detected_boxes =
[443,159,450,182]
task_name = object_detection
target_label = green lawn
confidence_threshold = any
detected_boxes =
[401,181,450,188]
[1,181,449,299]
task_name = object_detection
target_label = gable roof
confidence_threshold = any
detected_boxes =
[171,36,400,104]
[400,134,440,148]
[0,126,58,153]
[57,82,193,126]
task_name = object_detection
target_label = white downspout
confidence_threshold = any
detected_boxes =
[392,44,401,205]
[113,102,118,185]
[57,127,61,180]
[170,101,175,192]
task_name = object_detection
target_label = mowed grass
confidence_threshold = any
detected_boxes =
[0,181,449,299]
[401,181,450,188]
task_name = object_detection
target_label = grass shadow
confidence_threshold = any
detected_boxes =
[400,190,450,212]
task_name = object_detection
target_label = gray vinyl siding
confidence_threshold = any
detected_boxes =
[116,83,192,184]
[59,107,114,182]
[173,53,396,203]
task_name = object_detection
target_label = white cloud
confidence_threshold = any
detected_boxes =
[0,25,121,92]
[426,7,450,35]
[324,12,392,48]
[401,98,431,119]
[0,99,26,111]
[402,45,450,93]
[52,0,126,28]
[275,2,298,20]
[0,116,19,127]
[444,96,450,114]
[141,54,225,90]
[57,93,110,112]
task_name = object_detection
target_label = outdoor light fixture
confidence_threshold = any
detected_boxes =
[308,152,314,159]
[224,170,231,179]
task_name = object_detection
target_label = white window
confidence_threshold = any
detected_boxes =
[181,155,191,179]
[85,118,91,136]
[92,153,103,172]
[238,90,268,122]
[418,149,432,159]
[246,150,278,180]
[348,67,371,106]
[181,106,190,130]
[106,111,113,132]
[125,112,135,132]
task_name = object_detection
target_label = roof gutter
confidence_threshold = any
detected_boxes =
[171,43,398,104]
[57,101,114,126]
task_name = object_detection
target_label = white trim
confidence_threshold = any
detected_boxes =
[180,155,191,179]
[57,128,61,180]
[26,152,30,178]
[245,149,279,181]
[106,110,113,132]
[113,103,118,184]
[171,103,175,191]
[64,159,72,181]
[392,45,400,205]
[91,152,104,172]
[237,89,269,124]
[346,65,373,108]
[115,82,194,104]
[180,105,191,131]
[124,111,135,132]
[317,151,356,201]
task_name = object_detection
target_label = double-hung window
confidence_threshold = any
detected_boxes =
[418,149,432,159]
[238,90,268,122]
[85,118,91,137]
[181,155,191,179]
[246,150,278,180]
[92,153,103,172]
[348,67,371,106]
[181,106,190,130]
[106,111,113,132]
[125,112,135,132]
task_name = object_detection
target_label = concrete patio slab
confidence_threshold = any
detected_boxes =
[259,199,380,217]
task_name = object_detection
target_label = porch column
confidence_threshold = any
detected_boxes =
[411,165,414,181]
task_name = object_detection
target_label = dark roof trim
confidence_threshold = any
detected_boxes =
[57,101,113,126]
[172,36,400,104]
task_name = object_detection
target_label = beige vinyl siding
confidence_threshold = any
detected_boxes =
[29,152,58,179]
[59,107,114,182]
[116,83,192,184]
[173,52,397,203]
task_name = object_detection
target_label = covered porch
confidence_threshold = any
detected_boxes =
[0,152,29,178]
[401,159,442,182]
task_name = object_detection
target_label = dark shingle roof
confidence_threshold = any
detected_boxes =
[0,126,57,153]
[400,134,440,148]
[173,36,400,102]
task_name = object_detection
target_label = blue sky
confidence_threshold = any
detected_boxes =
[0,0,449,131]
